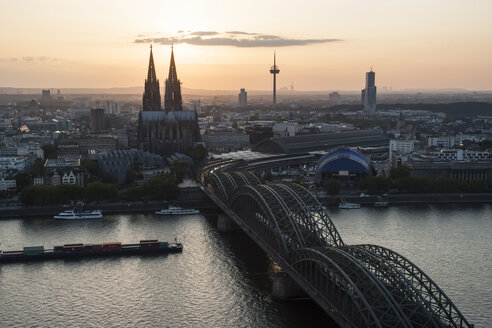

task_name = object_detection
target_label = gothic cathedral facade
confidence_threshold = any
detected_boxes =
[138,46,200,155]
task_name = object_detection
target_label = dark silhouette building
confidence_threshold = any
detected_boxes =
[238,88,247,107]
[142,45,161,111]
[361,69,376,115]
[138,46,200,155]
[91,108,105,133]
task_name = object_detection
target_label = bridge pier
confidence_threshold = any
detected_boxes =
[217,213,239,232]
[272,272,308,301]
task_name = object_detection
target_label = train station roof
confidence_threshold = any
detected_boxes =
[252,130,389,154]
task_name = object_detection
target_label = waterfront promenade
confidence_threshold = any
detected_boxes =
[0,188,490,219]
[319,192,492,206]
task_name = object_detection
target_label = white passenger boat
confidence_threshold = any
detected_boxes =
[54,201,103,220]
[374,196,389,207]
[338,197,361,209]
[155,205,200,215]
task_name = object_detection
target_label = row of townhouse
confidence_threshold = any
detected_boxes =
[33,170,88,187]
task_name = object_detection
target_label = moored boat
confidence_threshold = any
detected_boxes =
[374,196,389,207]
[155,205,199,215]
[338,197,361,209]
[54,201,103,220]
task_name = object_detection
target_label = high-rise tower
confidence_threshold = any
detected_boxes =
[269,52,280,105]
[238,88,247,107]
[164,46,183,111]
[361,69,377,115]
[142,45,161,111]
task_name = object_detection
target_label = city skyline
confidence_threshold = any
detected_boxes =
[1,0,492,90]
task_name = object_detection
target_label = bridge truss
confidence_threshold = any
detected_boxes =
[201,163,473,328]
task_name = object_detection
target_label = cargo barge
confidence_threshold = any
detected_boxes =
[0,239,182,263]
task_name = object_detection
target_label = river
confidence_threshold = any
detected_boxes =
[0,204,490,327]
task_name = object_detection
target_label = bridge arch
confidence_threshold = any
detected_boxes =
[288,247,411,328]
[229,184,344,253]
[341,245,442,327]
[354,244,472,328]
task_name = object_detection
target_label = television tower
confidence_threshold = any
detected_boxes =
[269,51,280,105]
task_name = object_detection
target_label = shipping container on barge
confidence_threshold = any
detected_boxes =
[0,239,182,263]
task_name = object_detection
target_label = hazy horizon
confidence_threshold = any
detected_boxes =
[1,0,492,91]
[2,86,488,96]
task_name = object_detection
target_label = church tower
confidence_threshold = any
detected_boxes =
[164,47,183,111]
[142,45,161,111]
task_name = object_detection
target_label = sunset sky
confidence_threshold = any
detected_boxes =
[1,0,491,91]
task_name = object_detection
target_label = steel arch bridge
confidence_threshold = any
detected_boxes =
[200,164,473,328]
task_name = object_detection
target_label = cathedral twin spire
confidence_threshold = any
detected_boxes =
[142,45,182,111]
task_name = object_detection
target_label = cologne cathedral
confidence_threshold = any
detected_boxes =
[138,46,200,155]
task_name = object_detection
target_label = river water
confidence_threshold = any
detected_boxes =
[0,204,490,327]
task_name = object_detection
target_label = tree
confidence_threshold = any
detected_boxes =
[359,176,391,194]
[84,181,118,201]
[392,176,432,193]
[125,168,136,185]
[15,172,31,191]
[186,144,207,164]
[171,159,187,182]
[29,158,45,176]
[80,158,98,176]
[121,174,180,201]
[465,179,486,193]
[20,184,83,205]
[324,179,341,196]
[389,166,410,180]
[433,177,460,193]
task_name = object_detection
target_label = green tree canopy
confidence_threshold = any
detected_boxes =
[122,174,180,201]
[390,166,410,180]
[359,176,391,194]
[186,144,207,164]
[84,181,118,201]
[80,158,98,176]
[29,158,45,176]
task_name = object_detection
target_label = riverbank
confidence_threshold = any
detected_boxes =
[1,189,490,219]
[0,187,220,219]
[319,192,492,206]
[0,199,221,220]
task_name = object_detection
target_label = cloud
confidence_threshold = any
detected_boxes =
[190,31,218,36]
[135,31,341,48]
[0,56,65,63]
[226,31,257,36]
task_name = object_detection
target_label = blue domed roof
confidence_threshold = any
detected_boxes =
[316,148,372,175]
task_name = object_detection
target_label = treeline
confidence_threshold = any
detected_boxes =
[20,182,119,205]
[325,102,492,120]
[121,174,179,201]
[323,166,489,195]
[20,174,180,205]
[377,102,492,120]
[359,166,489,194]
[360,176,487,194]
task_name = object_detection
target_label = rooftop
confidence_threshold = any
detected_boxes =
[252,130,389,154]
